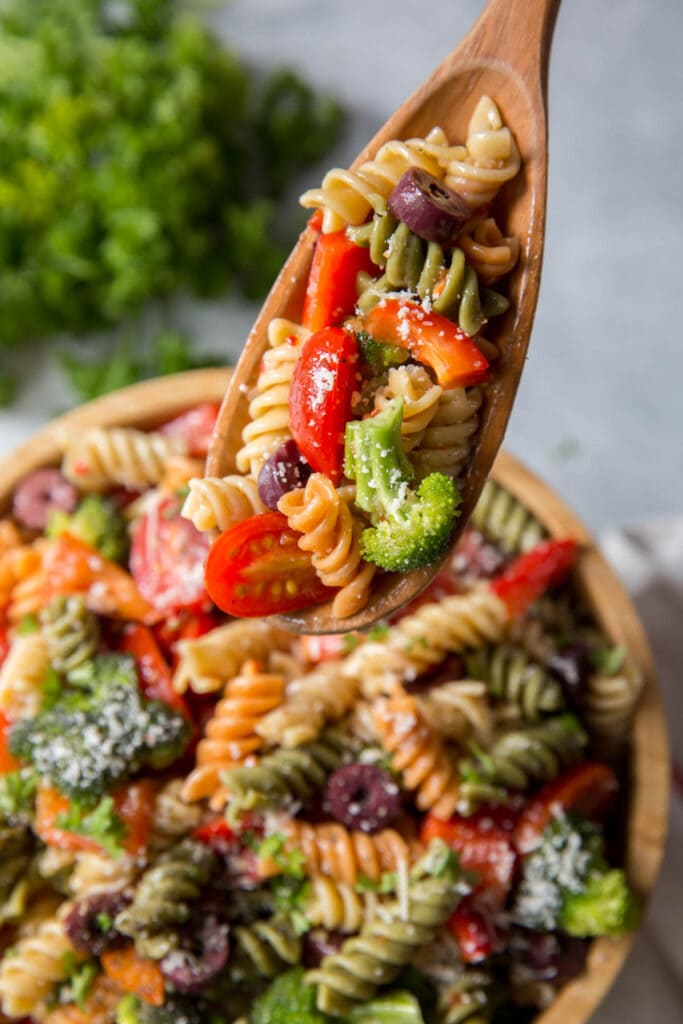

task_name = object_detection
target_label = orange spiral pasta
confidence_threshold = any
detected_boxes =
[278,475,375,620]
[459,216,520,285]
[268,821,420,888]
[374,691,461,820]
[182,660,286,808]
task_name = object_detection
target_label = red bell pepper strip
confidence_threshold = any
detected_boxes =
[362,298,489,388]
[0,623,9,668]
[302,230,377,332]
[307,209,324,232]
[289,326,359,483]
[119,623,189,719]
[0,710,20,774]
[490,538,579,619]
[421,812,517,908]
[514,762,618,854]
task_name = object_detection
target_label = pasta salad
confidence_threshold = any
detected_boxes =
[189,96,522,621]
[0,405,644,1024]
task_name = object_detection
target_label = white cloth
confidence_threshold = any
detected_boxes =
[593,521,683,1023]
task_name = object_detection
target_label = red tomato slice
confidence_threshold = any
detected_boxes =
[490,539,579,618]
[362,298,489,388]
[514,762,618,854]
[421,812,517,907]
[289,326,359,484]
[119,623,189,718]
[159,403,220,458]
[130,494,212,615]
[205,511,335,617]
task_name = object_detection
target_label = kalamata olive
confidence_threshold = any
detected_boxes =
[323,763,402,833]
[63,892,130,956]
[12,468,79,531]
[160,915,229,993]
[547,644,591,703]
[510,928,587,984]
[303,928,345,968]
[388,167,472,244]
[257,439,312,510]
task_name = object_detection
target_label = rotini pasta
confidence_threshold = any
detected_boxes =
[582,665,643,754]
[278,475,375,620]
[306,876,366,934]
[231,916,302,981]
[0,910,76,1017]
[300,127,451,232]
[172,618,292,694]
[66,851,138,898]
[182,660,286,807]
[182,474,265,533]
[149,779,202,852]
[40,594,99,674]
[0,630,50,720]
[416,680,494,743]
[256,661,359,748]
[438,970,494,1024]
[272,821,419,888]
[235,318,310,477]
[459,215,520,285]
[61,427,185,491]
[466,645,566,721]
[471,479,546,554]
[374,365,442,452]
[442,95,521,207]
[374,691,461,819]
[412,387,483,482]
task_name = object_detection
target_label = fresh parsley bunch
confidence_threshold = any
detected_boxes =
[0,0,343,353]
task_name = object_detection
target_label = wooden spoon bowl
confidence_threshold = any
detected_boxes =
[208,0,561,633]
[0,368,669,1024]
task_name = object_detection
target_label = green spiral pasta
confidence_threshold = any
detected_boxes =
[350,990,425,1023]
[40,594,100,674]
[471,480,547,555]
[466,646,566,722]
[231,915,303,982]
[438,971,494,1024]
[115,839,215,956]
[459,714,588,811]
[306,840,463,1017]
[348,196,508,335]
[223,729,352,823]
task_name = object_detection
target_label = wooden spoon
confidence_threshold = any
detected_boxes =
[207,0,561,633]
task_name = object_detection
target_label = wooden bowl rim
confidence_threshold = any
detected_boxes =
[0,368,670,1024]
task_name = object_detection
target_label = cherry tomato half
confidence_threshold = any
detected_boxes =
[205,511,334,617]
[159,403,220,458]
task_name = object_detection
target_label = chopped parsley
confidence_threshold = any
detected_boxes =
[256,833,306,879]
[56,796,127,859]
[355,871,397,894]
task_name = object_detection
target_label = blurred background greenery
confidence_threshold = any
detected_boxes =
[0,0,344,404]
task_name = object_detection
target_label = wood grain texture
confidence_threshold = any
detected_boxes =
[0,368,669,1024]
[206,0,562,631]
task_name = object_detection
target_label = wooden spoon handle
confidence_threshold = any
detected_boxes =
[464,0,561,92]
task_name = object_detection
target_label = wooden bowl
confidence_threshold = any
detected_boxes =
[0,368,670,1024]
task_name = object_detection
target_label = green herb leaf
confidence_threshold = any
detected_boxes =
[257,833,306,878]
[55,796,127,859]
[16,614,39,635]
[590,645,626,675]
[355,871,397,894]
[0,768,38,822]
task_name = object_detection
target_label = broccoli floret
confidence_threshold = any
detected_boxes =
[250,968,333,1024]
[560,869,639,938]
[356,330,410,371]
[344,398,460,572]
[47,494,129,562]
[116,993,216,1024]
[513,815,638,938]
[9,654,189,802]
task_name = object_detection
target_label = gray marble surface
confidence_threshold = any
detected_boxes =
[1,0,681,535]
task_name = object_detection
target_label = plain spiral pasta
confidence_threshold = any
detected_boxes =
[149,779,202,852]
[412,387,483,481]
[0,630,50,720]
[441,95,521,208]
[61,426,185,491]
[182,474,265,533]
[235,317,311,477]
[459,215,520,285]
[300,127,451,232]
[278,475,375,620]
[172,618,292,694]
[256,661,359,748]
[0,910,76,1017]
[374,365,442,452]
